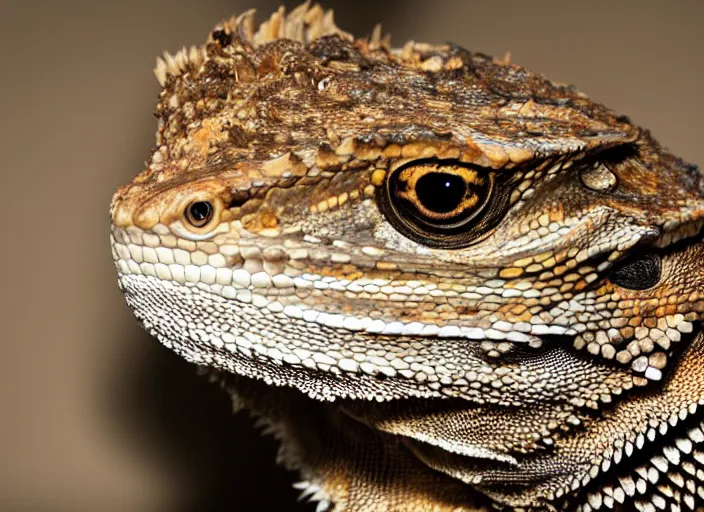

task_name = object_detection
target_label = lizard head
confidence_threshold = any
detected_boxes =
[111,4,704,510]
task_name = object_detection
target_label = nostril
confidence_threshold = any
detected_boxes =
[609,252,662,290]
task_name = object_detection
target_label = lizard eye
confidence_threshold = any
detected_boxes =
[185,200,215,228]
[172,197,223,241]
[379,160,508,249]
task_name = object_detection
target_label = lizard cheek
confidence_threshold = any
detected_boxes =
[609,253,662,290]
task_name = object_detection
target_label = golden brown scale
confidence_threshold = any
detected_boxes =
[111,3,704,511]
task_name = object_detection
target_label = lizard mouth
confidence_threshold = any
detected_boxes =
[114,221,704,393]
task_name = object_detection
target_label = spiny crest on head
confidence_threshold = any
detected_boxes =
[153,2,390,88]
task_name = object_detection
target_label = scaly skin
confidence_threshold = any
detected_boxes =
[111,4,704,511]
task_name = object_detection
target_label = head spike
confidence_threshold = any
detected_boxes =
[153,56,167,86]
[234,9,256,42]
[253,5,285,46]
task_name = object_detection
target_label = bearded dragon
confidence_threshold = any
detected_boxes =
[110,4,704,511]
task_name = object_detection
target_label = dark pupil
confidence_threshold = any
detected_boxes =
[415,173,466,213]
[189,201,212,222]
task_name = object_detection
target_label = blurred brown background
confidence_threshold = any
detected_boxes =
[1,1,702,510]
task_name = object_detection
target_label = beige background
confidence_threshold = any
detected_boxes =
[1,1,702,510]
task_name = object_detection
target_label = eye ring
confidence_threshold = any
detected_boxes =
[378,159,510,249]
[184,200,215,228]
